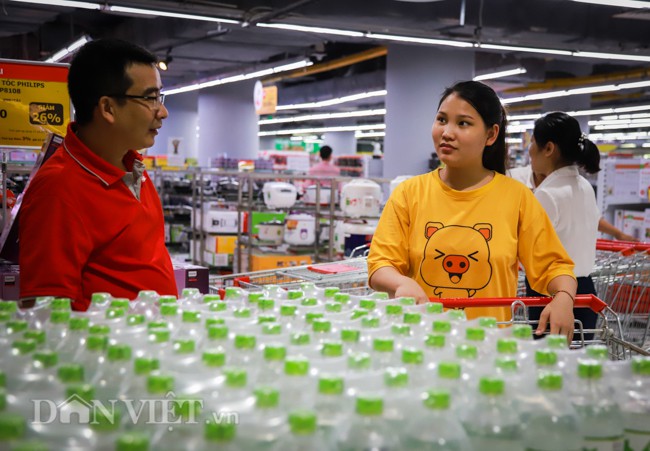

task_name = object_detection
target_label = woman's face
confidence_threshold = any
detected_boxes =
[432,93,498,170]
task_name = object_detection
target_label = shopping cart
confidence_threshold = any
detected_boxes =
[209,256,372,296]
[590,239,650,353]
[439,295,649,360]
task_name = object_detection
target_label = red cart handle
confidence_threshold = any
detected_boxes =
[436,294,607,314]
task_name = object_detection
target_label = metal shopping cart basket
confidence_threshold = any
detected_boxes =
[439,295,649,360]
[209,256,372,296]
[590,239,650,353]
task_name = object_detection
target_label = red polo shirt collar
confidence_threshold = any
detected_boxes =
[65,122,144,186]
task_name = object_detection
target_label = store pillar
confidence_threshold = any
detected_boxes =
[197,80,259,166]
[148,90,198,159]
[383,45,474,178]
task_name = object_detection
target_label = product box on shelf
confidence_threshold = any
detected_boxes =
[615,209,644,241]
[202,251,232,268]
[235,251,312,272]
[251,211,286,235]
[200,209,247,234]
[172,261,209,295]
[0,264,20,301]
[205,235,237,254]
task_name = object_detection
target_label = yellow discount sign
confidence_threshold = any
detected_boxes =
[0,59,70,148]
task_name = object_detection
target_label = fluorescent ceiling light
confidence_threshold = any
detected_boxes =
[107,6,239,23]
[501,79,650,104]
[570,0,650,8]
[474,67,527,81]
[355,131,386,138]
[10,0,100,9]
[259,109,386,125]
[257,23,364,37]
[276,90,387,111]
[258,123,386,137]
[44,35,92,62]
[478,43,573,56]
[366,32,474,48]
[594,121,650,130]
[164,60,313,95]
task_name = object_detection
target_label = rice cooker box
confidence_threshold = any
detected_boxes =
[262,182,298,209]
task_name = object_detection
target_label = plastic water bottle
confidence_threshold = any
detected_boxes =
[371,337,398,369]
[115,432,150,451]
[55,317,89,362]
[401,347,428,386]
[201,418,241,451]
[151,396,204,451]
[91,409,123,451]
[382,367,412,428]
[238,386,287,449]
[0,412,28,446]
[273,410,333,451]
[338,396,400,450]
[314,375,352,447]
[520,371,583,451]
[571,359,624,451]
[257,344,287,386]
[462,377,522,451]
[401,389,470,450]
[75,334,108,382]
[279,356,315,409]
[43,310,70,348]
[91,343,133,404]
[618,357,650,451]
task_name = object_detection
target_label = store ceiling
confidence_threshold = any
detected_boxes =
[2,0,650,121]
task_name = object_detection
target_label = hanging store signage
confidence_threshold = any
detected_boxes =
[0,59,70,148]
[254,81,278,115]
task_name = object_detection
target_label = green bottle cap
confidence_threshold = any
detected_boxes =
[324,287,340,298]
[91,292,111,304]
[285,357,309,376]
[159,304,178,317]
[341,328,360,343]
[373,337,394,353]
[110,299,130,309]
[50,310,71,324]
[233,308,251,318]
[538,371,563,390]
[325,302,342,313]
[0,302,18,313]
[254,387,279,409]
[631,356,650,376]
[497,338,518,354]
[258,299,275,311]
[426,302,444,314]
[359,299,376,310]
[466,327,486,341]
[361,316,380,329]
[173,339,196,354]
[147,375,174,394]
[105,307,126,319]
[312,319,332,333]
[456,344,478,359]
[69,317,90,331]
[158,295,177,304]
[182,310,201,323]
[424,389,450,410]
[51,298,72,311]
[126,314,145,327]
[202,294,221,304]
[181,288,200,298]
[479,377,505,396]
[495,356,518,372]
[202,349,226,367]
[546,334,568,349]
[34,350,58,368]
[65,384,94,403]
[438,361,461,379]
[205,420,236,442]
[356,397,383,416]
[403,312,422,324]
[0,312,10,322]
[89,324,110,335]
[12,339,36,355]
[137,290,158,299]
[205,318,225,328]
[280,305,297,316]
[350,308,369,320]
[448,309,466,320]
[7,320,28,334]
[257,314,276,324]
[234,334,256,350]
[149,329,170,343]
[392,324,411,336]
[208,301,227,312]
[371,292,390,300]
[107,344,132,361]
[577,360,603,379]
[432,320,452,334]
[207,325,229,340]
[512,324,533,339]
[86,334,109,351]
[384,367,408,387]
[173,397,202,420]
[333,293,351,304]
[535,349,558,367]
[586,345,608,360]
[116,432,149,451]
[287,290,304,300]
[224,368,247,388]
[289,410,317,435]
[24,330,46,345]
[0,412,26,440]
[478,317,498,328]
[321,341,344,357]
[290,332,310,346]
[134,357,159,375]
[58,364,84,383]
[348,352,372,370]
[300,282,316,291]
[264,345,287,361]
[262,323,282,335]
[305,312,324,324]
[402,348,424,365]
[301,298,318,307]
[398,297,416,306]
[247,292,264,304]
[318,376,344,395]
[425,333,446,348]
[385,304,403,316]
[224,287,243,300]
[91,409,121,432]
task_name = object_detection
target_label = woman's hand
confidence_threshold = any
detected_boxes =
[536,292,575,342]
[395,277,429,304]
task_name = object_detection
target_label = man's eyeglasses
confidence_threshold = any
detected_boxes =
[108,93,165,109]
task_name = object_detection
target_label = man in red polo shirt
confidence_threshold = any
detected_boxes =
[19,39,177,311]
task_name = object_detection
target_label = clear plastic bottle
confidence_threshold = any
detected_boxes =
[371,337,398,369]
[619,357,650,451]
[115,431,150,451]
[43,310,70,349]
[238,386,287,450]
[520,371,583,451]
[151,396,204,451]
[462,377,522,451]
[91,343,133,404]
[91,408,123,451]
[571,359,624,451]
[401,389,471,451]
[257,344,287,386]
[0,412,27,446]
[280,356,315,409]
[201,418,241,451]
[314,375,352,446]
[382,367,413,428]
[56,317,89,363]
[338,396,400,451]
[401,347,428,386]
[273,410,332,451]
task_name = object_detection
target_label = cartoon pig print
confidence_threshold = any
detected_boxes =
[419,222,493,298]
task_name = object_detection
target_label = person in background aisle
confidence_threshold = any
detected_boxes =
[516,112,603,334]
[367,80,578,340]
[19,38,178,311]
[308,145,341,178]
[509,164,638,242]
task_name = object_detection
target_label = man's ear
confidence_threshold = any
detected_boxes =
[97,96,116,124]
[485,124,499,147]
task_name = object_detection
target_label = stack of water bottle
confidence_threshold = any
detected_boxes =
[0,284,648,450]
